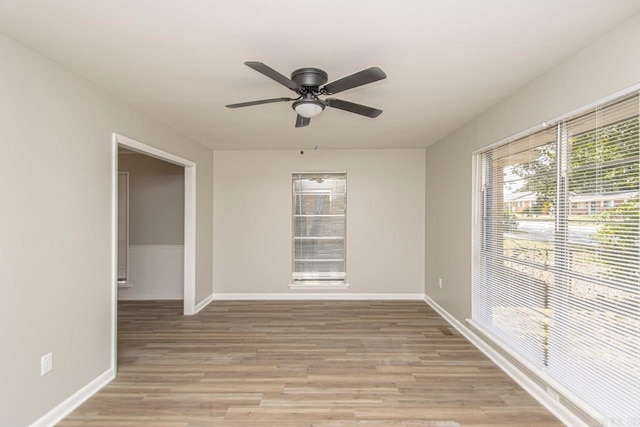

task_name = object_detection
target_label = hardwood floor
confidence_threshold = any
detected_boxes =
[59,300,563,427]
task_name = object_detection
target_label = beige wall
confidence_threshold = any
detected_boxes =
[425,13,640,322]
[0,34,213,426]
[214,149,425,295]
[118,153,185,246]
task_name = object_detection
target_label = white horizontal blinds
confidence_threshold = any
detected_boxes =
[474,90,640,426]
[474,126,558,371]
[292,173,346,282]
[549,93,639,424]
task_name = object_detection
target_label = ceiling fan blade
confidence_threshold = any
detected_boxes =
[245,61,300,91]
[225,97,295,108]
[295,115,311,128]
[325,98,383,118]
[323,66,386,95]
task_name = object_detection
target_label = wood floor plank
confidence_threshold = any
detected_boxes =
[58,300,563,426]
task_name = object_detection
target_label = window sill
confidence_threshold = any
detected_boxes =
[117,281,131,289]
[289,282,350,290]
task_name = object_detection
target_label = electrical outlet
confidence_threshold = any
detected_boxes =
[546,386,560,402]
[41,352,53,376]
[438,277,443,288]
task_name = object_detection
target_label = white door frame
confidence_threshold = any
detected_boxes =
[111,133,197,368]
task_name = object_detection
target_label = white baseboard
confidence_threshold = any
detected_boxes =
[194,293,214,313]
[422,294,588,427]
[213,293,425,300]
[30,368,114,427]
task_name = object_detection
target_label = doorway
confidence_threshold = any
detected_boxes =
[111,133,196,370]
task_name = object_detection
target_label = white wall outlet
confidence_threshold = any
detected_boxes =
[41,352,53,376]
[438,277,443,288]
[546,386,560,402]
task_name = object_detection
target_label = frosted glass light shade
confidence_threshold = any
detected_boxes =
[294,100,325,118]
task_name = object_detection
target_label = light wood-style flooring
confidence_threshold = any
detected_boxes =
[59,300,563,427]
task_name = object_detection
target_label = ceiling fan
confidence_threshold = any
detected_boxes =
[226,62,387,127]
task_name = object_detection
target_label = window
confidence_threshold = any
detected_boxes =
[473,92,639,425]
[117,171,129,286]
[292,173,347,286]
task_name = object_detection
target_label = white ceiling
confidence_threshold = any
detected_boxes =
[1,1,639,150]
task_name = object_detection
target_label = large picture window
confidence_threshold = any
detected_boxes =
[292,173,347,285]
[473,92,639,425]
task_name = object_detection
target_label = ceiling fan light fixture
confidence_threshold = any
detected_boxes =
[293,98,325,118]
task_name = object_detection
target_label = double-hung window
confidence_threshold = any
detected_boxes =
[473,91,639,425]
[292,173,347,286]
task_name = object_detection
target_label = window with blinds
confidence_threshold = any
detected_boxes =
[292,173,347,285]
[473,91,639,425]
[117,171,129,285]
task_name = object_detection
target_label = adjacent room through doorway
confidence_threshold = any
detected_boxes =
[117,147,185,301]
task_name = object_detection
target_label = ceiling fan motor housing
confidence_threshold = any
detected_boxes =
[291,68,328,90]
